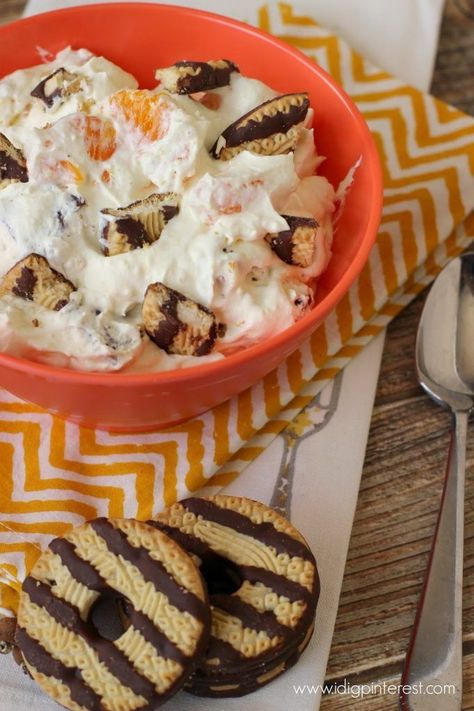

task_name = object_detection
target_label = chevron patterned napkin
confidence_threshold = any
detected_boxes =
[0,1,474,708]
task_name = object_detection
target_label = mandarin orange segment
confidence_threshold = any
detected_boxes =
[83,115,117,161]
[58,159,84,184]
[110,90,168,141]
[194,92,222,111]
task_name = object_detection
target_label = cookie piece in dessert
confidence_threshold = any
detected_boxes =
[142,282,218,356]
[150,495,319,697]
[211,93,309,160]
[101,193,179,256]
[0,133,28,188]
[30,67,82,109]
[266,215,319,268]
[156,60,239,94]
[0,254,75,311]
[15,517,210,711]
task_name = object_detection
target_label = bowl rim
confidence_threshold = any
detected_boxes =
[0,1,383,385]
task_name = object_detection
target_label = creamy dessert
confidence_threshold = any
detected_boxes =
[0,49,337,372]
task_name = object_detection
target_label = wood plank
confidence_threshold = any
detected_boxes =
[431,0,474,115]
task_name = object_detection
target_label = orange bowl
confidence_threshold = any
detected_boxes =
[0,2,382,432]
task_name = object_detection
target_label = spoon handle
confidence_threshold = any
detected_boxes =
[400,409,469,711]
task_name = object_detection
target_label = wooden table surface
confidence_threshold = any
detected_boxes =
[0,0,473,708]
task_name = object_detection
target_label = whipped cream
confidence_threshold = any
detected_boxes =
[0,49,336,372]
[1,48,138,146]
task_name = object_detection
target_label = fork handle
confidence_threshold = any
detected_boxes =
[399,409,469,710]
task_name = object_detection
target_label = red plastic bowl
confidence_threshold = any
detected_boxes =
[0,2,382,432]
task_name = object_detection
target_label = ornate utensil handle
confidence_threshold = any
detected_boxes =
[400,409,469,710]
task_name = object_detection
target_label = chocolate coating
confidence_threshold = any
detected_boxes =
[183,497,314,561]
[16,627,105,711]
[50,536,188,665]
[22,577,155,698]
[211,93,309,158]
[142,282,218,356]
[266,214,319,267]
[0,253,75,311]
[101,193,180,256]
[89,518,209,623]
[157,59,239,94]
[12,266,36,301]
[30,67,79,108]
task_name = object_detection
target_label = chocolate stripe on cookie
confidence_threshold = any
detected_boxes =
[204,635,243,663]
[239,566,315,603]
[23,577,156,699]
[191,625,313,694]
[194,622,309,682]
[90,518,209,623]
[49,538,105,590]
[153,510,316,616]
[190,624,313,691]
[182,498,314,562]
[239,566,318,635]
[122,602,186,664]
[210,595,288,639]
[150,520,315,602]
[49,537,187,664]
[147,520,213,560]
[15,627,105,711]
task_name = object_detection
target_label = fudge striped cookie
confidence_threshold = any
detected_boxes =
[266,215,320,268]
[30,67,82,109]
[155,60,239,94]
[0,253,75,311]
[15,518,210,711]
[142,282,219,356]
[0,132,28,188]
[151,495,319,697]
[100,193,180,256]
[211,93,309,160]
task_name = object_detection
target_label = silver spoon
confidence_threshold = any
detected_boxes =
[400,253,474,710]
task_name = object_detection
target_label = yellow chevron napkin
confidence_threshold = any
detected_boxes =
[0,2,473,615]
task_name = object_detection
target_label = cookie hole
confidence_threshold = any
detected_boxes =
[200,555,243,596]
[89,593,130,641]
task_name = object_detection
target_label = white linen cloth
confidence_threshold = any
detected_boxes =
[0,1,445,709]
[23,0,444,91]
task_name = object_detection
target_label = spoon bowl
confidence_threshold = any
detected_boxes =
[416,253,474,412]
